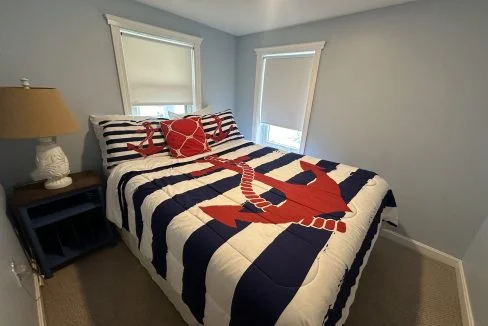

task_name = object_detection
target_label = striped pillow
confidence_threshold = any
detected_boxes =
[90,115,170,172]
[185,109,243,147]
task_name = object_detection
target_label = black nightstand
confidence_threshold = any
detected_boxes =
[11,171,114,278]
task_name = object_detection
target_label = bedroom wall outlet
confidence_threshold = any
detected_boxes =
[10,260,28,287]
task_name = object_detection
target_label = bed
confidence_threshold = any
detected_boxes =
[104,135,398,326]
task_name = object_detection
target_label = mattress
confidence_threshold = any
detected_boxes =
[106,139,398,325]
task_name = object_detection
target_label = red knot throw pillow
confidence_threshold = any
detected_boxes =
[160,117,210,158]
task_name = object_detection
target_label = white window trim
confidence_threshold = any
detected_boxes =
[252,41,325,154]
[105,14,203,115]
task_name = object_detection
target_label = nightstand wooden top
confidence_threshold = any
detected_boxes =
[12,171,101,207]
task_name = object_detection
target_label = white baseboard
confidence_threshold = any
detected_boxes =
[380,229,474,326]
[456,261,475,326]
[33,273,46,326]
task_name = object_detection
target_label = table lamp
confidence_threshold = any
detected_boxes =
[0,79,80,189]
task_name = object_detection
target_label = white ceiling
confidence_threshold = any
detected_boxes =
[135,0,418,36]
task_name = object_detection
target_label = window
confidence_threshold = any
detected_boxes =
[105,15,203,117]
[131,104,188,117]
[264,124,302,150]
[253,42,325,153]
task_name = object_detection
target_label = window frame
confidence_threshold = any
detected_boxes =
[105,14,203,115]
[252,41,325,154]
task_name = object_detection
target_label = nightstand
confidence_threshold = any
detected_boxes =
[11,171,114,278]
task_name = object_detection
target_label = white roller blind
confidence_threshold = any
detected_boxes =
[260,55,313,131]
[121,32,193,105]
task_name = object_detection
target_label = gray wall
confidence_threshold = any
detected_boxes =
[235,0,488,258]
[0,0,236,190]
[463,216,488,325]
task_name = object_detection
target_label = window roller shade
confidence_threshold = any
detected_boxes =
[121,32,193,105]
[260,56,314,131]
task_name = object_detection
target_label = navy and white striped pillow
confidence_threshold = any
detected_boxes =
[90,115,170,172]
[185,109,243,147]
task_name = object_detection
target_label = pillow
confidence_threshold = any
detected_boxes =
[167,106,211,120]
[90,115,169,172]
[160,117,210,158]
[185,109,243,147]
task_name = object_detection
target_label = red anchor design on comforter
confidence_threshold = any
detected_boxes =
[192,155,351,232]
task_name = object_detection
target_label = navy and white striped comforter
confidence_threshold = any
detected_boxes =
[106,139,398,326]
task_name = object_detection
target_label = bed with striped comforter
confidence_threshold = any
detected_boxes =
[106,138,398,326]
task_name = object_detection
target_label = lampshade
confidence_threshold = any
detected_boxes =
[0,87,79,139]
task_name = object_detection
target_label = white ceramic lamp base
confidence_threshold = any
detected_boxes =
[44,176,73,189]
[35,137,72,190]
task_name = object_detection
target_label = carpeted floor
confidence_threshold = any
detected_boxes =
[41,236,462,326]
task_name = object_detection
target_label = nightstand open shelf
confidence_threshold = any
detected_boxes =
[30,200,102,229]
[12,171,114,278]
[36,208,111,267]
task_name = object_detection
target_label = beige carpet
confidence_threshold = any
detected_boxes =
[41,236,462,326]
